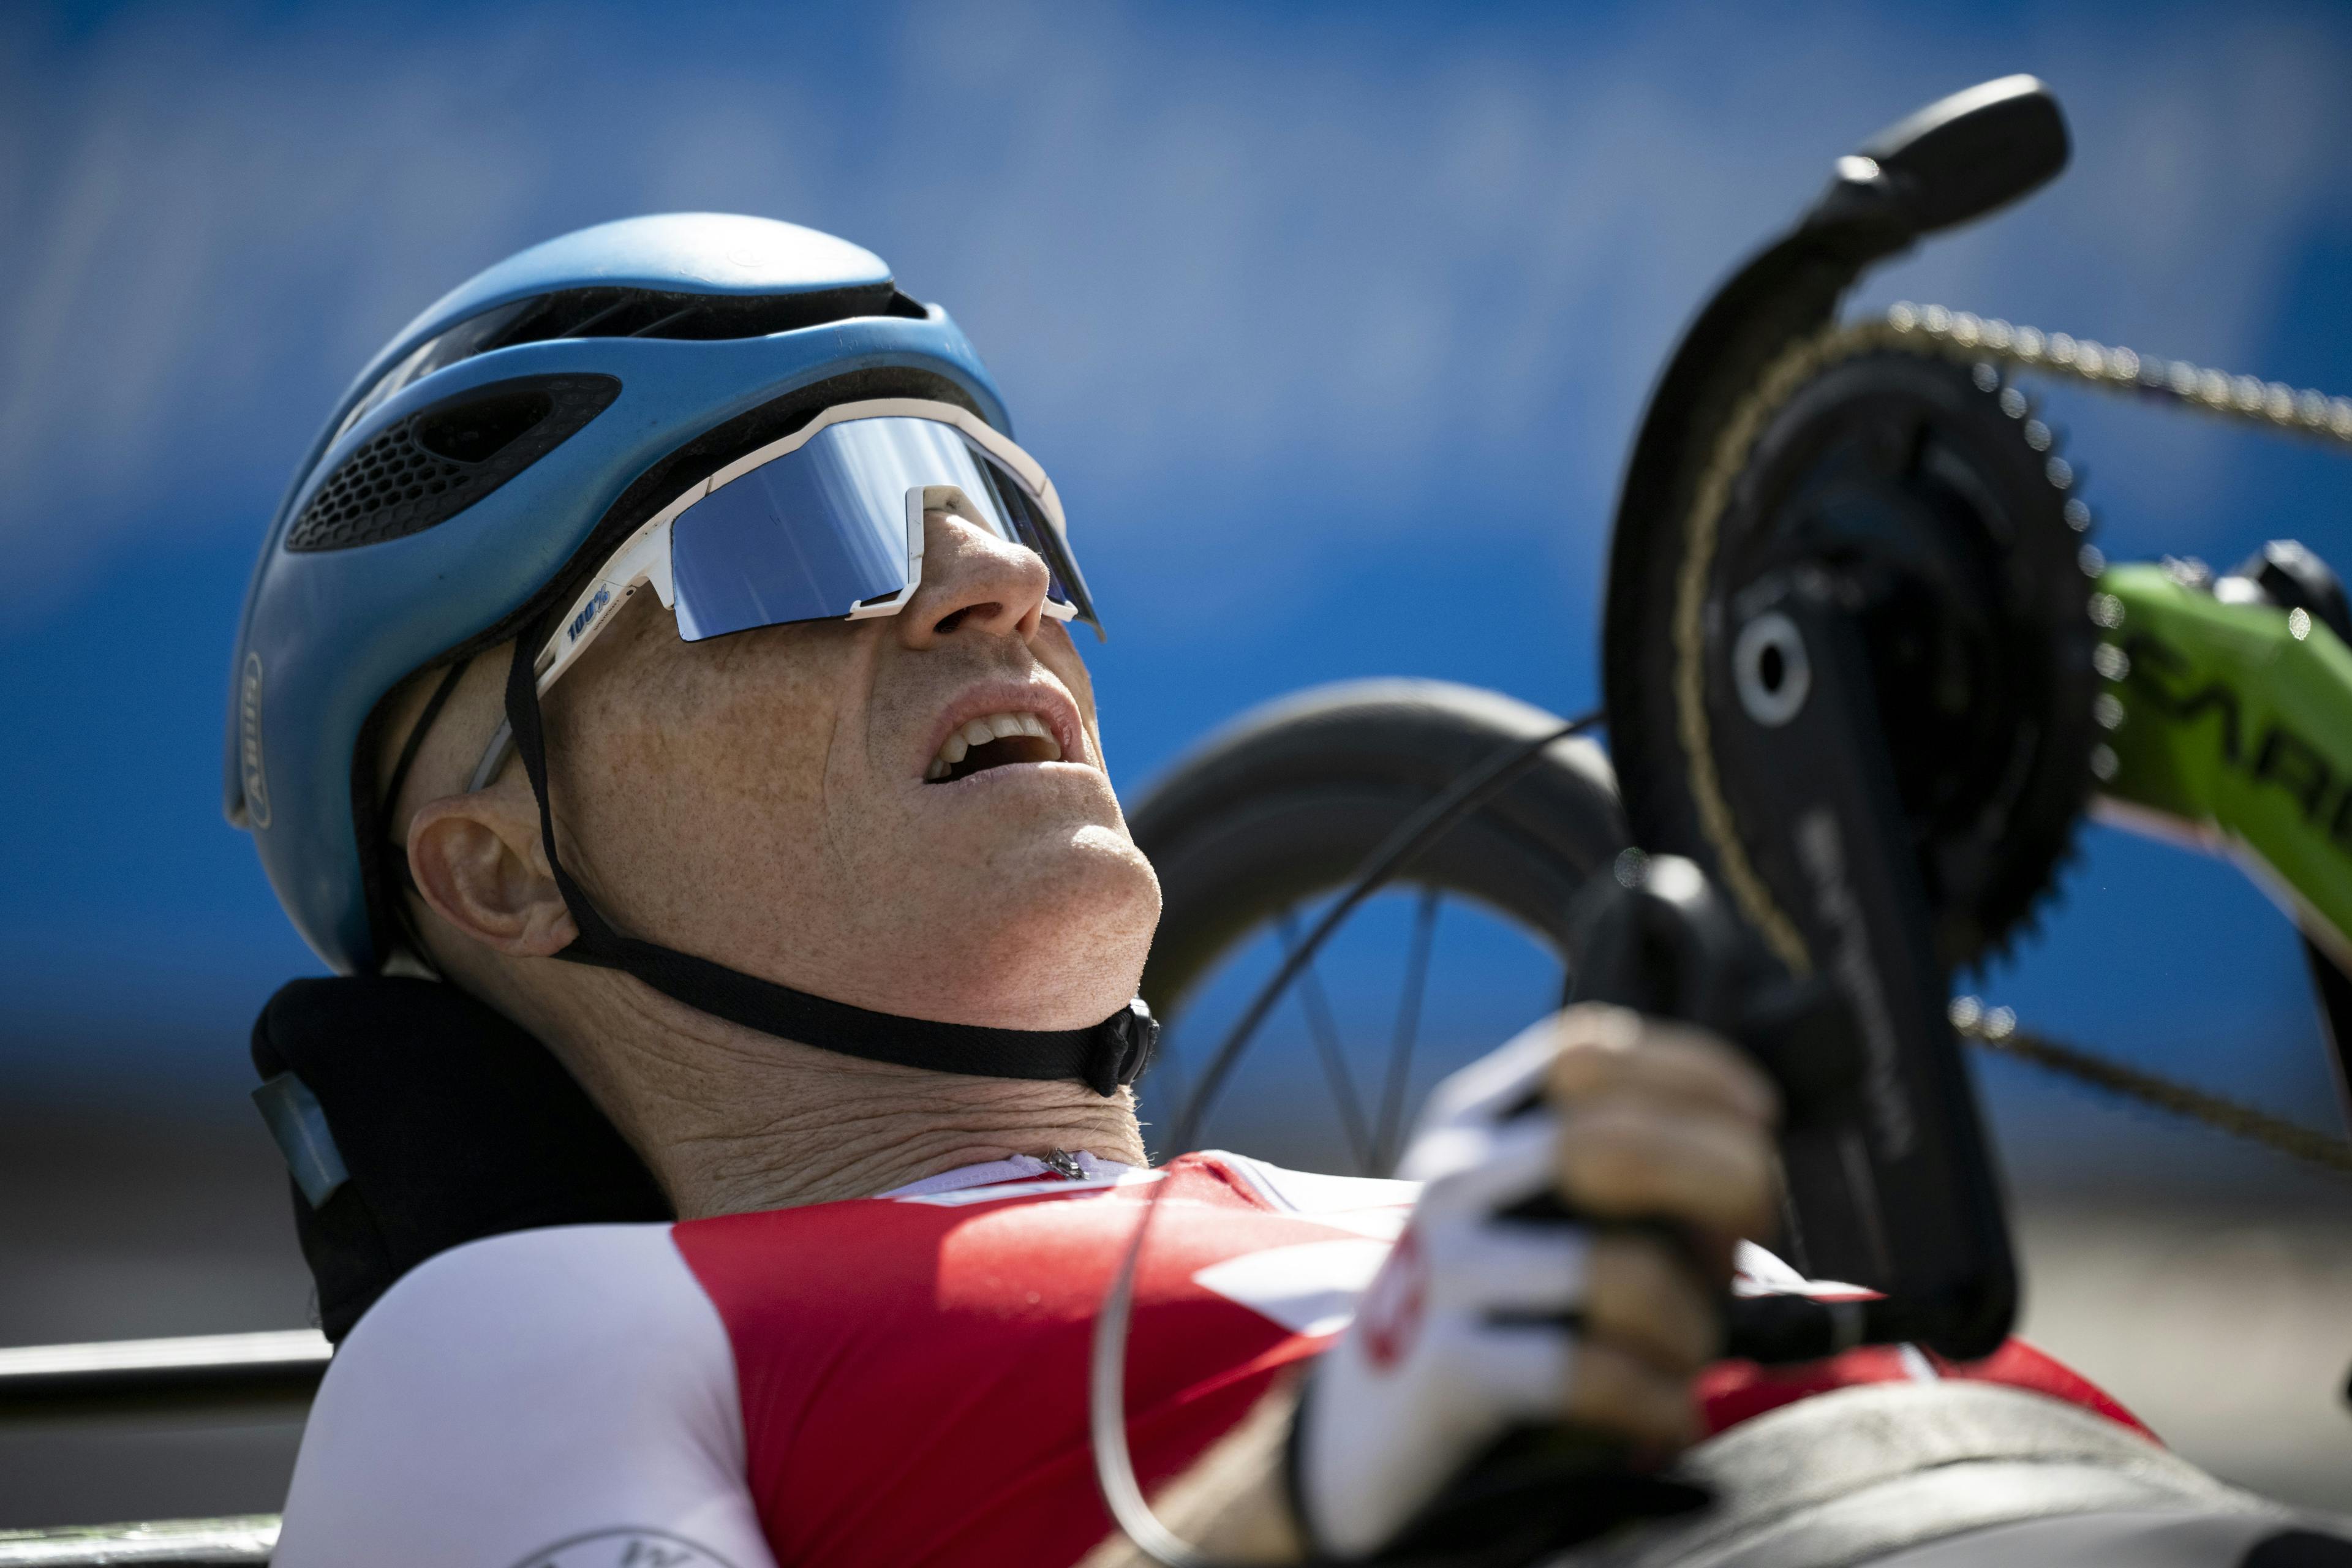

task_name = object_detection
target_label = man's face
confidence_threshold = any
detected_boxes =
[536,505,1160,1029]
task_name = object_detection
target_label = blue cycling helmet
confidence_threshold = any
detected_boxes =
[227,213,1155,1097]
[227,211,1017,974]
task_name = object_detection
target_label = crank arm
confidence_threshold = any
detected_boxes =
[1712,586,2016,1358]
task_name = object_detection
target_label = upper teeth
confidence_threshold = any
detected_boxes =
[927,711,1065,780]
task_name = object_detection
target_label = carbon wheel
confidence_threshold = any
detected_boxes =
[1127,679,1627,1169]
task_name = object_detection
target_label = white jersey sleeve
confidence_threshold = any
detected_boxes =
[271,1223,774,1568]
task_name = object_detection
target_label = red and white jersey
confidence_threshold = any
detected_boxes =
[272,1151,2141,1568]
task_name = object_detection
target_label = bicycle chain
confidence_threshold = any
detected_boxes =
[1882,301,2352,447]
[1949,996,2352,1177]
[1678,303,2352,1177]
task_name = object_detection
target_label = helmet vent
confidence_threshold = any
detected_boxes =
[415,389,554,464]
[332,283,928,446]
[288,375,620,552]
[497,282,927,347]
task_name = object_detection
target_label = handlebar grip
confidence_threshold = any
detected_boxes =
[1563,854,1880,1370]
[1564,853,1756,1030]
[1566,852,1865,1125]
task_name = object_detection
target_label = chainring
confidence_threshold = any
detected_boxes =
[1608,343,2103,973]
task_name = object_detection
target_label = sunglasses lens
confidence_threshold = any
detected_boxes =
[669,417,956,639]
[666,412,1096,642]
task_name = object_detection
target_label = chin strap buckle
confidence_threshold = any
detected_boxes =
[1083,998,1160,1098]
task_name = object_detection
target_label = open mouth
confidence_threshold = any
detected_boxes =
[924,711,1066,783]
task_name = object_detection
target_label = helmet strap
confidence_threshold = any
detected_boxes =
[500,640,1156,1097]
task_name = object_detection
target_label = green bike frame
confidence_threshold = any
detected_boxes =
[2097,562,2352,967]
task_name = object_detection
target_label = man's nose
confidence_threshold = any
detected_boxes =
[899,508,1052,647]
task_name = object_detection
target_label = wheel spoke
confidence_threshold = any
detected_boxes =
[1165,713,1599,1152]
[1373,887,1440,1175]
[1277,908,1376,1174]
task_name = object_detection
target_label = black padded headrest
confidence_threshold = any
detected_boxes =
[251,976,672,1341]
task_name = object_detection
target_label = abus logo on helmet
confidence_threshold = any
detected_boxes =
[239,651,273,831]
[569,587,612,644]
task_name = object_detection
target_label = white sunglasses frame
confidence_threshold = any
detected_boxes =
[466,398,1081,793]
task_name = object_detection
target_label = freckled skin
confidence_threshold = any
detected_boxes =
[545,512,1146,1028]
[386,508,1160,1213]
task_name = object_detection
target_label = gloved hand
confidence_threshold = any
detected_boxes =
[1288,1004,1779,1560]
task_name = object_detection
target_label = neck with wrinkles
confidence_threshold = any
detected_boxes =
[499,962,1148,1218]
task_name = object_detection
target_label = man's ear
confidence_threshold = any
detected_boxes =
[405,783,579,958]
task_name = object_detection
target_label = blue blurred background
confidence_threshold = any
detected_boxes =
[9,0,2352,1165]
[4,0,2351,1525]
